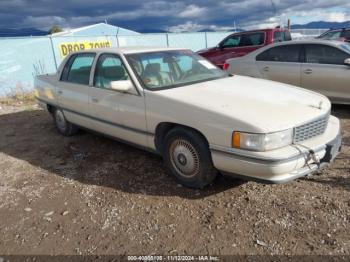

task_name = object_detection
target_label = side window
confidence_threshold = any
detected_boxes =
[343,30,350,40]
[61,54,95,85]
[94,54,130,89]
[305,44,349,65]
[319,30,342,39]
[240,32,265,46]
[256,45,301,62]
[222,35,241,48]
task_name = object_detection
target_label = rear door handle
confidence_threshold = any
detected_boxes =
[91,98,99,103]
[57,90,63,95]
[262,66,269,72]
[304,69,313,74]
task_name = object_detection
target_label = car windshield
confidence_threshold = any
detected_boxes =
[126,50,228,90]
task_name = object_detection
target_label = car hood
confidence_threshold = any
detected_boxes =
[156,76,331,133]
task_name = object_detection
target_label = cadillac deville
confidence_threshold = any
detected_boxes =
[35,47,342,188]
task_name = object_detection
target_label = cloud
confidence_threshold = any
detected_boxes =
[167,21,235,32]
[0,0,349,32]
[178,5,207,18]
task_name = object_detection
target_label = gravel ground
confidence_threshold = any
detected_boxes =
[0,102,349,256]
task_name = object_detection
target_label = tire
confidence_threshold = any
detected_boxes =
[53,108,79,136]
[163,127,217,189]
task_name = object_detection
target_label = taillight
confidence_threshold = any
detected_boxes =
[223,63,230,71]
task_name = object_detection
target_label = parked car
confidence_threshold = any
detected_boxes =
[317,28,350,42]
[35,47,341,188]
[197,28,292,68]
[225,40,350,104]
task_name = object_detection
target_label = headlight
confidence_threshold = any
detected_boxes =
[232,129,293,151]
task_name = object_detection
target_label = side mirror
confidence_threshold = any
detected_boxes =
[110,80,133,92]
[344,58,350,66]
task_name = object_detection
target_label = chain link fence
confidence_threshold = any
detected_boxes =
[0,29,328,97]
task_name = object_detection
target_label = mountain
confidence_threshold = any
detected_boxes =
[291,21,350,29]
[0,28,48,37]
[139,29,168,33]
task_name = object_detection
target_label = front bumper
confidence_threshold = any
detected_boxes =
[210,116,342,184]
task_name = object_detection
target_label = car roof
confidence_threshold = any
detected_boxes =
[257,39,347,48]
[228,28,289,35]
[232,39,350,61]
[72,46,186,55]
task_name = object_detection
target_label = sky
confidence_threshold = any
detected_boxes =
[0,0,350,32]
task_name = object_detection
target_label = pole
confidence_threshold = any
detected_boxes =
[49,36,58,70]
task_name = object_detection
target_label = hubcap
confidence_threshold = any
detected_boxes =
[169,139,200,178]
[55,110,67,131]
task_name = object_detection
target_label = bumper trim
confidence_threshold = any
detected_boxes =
[220,162,328,184]
[210,144,326,165]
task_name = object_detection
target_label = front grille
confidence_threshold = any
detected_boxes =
[293,113,329,143]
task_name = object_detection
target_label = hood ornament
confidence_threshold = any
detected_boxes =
[309,101,323,110]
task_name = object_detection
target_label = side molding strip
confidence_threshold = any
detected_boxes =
[36,97,154,137]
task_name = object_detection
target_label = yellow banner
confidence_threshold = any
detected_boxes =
[59,40,112,58]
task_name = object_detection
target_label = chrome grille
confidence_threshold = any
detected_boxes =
[293,113,329,143]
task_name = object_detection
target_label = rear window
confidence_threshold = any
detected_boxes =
[61,53,95,85]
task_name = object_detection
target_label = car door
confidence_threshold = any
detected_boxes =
[88,53,148,148]
[57,53,96,129]
[255,44,302,86]
[301,44,350,102]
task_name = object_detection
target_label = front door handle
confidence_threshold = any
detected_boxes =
[91,98,99,103]
[262,66,270,72]
[58,90,63,95]
[304,69,313,74]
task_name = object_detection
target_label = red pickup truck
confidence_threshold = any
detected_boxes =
[197,28,292,68]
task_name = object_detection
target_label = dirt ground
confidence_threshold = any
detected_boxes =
[0,101,349,256]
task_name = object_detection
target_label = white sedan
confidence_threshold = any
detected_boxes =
[225,40,350,104]
[35,47,341,188]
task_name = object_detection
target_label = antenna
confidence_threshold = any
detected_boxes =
[270,0,277,16]
[270,0,282,28]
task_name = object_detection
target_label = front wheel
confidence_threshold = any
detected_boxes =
[163,127,217,188]
[53,108,79,136]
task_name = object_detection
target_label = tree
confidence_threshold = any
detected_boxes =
[48,25,63,35]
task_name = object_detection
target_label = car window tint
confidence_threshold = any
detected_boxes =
[274,31,291,43]
[240,32,265,46]
[256,45,301,62]
[141,57,170,73]
[65,54,95,85]
[222,35,241,48]
[60,55,75,81]
[343,30,350,39]
[305,44,349,65]
[94,54,130,89]
[319,30,342,39]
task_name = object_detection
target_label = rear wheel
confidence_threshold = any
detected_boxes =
[53,108,78,136]
[163,127,217,188]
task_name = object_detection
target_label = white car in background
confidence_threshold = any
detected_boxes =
[225,40,350,104]
[35,47,341,188]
